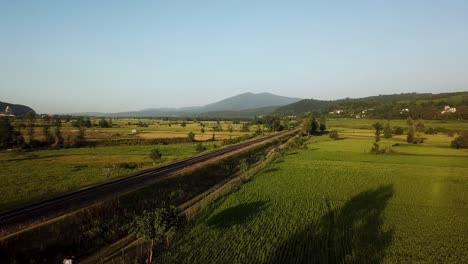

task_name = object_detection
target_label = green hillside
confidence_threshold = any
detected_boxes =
[275,92,468,119]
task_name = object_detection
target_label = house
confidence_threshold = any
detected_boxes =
[441,105,456,114]
[400,108,410,114]
[329,110,344,115]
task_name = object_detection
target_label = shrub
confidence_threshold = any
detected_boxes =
[383,123,392,139]
[329,130,339,140]
[195,142,206,152]
[451,132,468,149]
[115,162,138,169]
[187,131,195,142]
[149,148,162,162]
[424,127,437,135]
[393,126,404,135]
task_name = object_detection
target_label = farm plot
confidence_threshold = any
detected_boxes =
[158,132,468,263]
[0,141,216,210]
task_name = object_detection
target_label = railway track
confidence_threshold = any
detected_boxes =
[0,130,294,232]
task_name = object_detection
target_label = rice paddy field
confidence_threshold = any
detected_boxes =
[158,120,468,263]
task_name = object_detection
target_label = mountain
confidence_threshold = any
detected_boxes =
[0,101,36,116]
[71,92,302,118]
[274,92,468,119]
[202,92,301,112]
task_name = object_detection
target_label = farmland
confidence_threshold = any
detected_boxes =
[157,120,468,263]
[0,118,259,210]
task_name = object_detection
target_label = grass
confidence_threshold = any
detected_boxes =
[0,141,217,211]
[157,126,468,263]
[1,118,259,210]
[328,118,468,131]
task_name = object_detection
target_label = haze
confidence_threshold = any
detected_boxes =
[1,0,468,113]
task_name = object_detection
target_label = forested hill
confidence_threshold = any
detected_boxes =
[0,101,36,116]
[274,92,468,119]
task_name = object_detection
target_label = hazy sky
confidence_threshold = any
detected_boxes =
[1,0,468,113]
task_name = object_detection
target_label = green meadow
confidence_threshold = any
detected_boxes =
[158,122,468,263]
[0,141,217,211]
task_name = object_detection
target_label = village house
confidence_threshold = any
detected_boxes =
[441,105,456,114]
[400,108,410,114]
[329,109,344,115]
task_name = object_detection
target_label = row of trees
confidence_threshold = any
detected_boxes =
[0,116,87,150]
[301,115,326,135]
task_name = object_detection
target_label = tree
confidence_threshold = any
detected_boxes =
[200,127,205,138]
[26,112,36,143]
[0,117,24,149]
[53,118,64,148]
[128,206,185,264]
[319,116,326,132]
[228,125,234,133]
[371,122,383,154]
[241,123,250,132]
[211,132,216,141]
[406,117,415,143]
[150,148,162,162]
[302,116,319,135]
[301,118,311,135]
[84,117,92,128]
[98,118,109,128]
[180,121,186,127]
[415,121,425,133]
[451,132,468,149]
[187,131,195,142]
[74,125,86,147]
[383,122,392,139]
[393,126,404,135]
[42,123,54,147]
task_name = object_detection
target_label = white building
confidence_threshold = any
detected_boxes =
[400,108,410,114]
[441,105,456,114]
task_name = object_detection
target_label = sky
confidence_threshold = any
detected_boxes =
[1,0,468,114]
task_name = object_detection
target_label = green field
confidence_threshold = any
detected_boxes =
[0,118,260,210]
[158,124,468,263]
[0,141,218,211]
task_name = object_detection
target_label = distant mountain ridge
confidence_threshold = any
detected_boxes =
[71,92,302,117]
[0,101,36,115]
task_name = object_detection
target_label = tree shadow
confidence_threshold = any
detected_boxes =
[207,201,269,229]
[267,185,394,264]
[263,168,279,174]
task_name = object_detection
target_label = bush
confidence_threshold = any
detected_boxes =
[393,126,404,135]
[451,132,468,149]
[329,130,339,140]
[424,127,437,135]
[149,148,162,162]
[115,162,138,169]
[195,142,206,152]
[187,131,195,142]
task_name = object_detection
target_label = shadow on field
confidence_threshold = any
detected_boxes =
[267,185,394,264]
[207,201,269,229]
[263,168,279,174]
